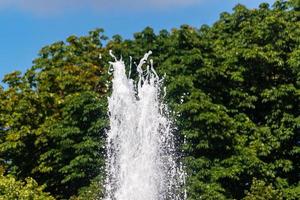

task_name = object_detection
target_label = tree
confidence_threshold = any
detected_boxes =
[0,29,109,199]
[156,1,300,199]
[0,1,299,199]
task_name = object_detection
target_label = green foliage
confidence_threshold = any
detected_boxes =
[69,175,103,200]
[0,30,108,199]
[243,178,282,200]
[0,171,54,200]
[0,0,299,199]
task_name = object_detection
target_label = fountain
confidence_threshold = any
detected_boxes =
[104,51,186,200]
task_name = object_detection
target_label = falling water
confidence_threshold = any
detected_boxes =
[104,51,186,200]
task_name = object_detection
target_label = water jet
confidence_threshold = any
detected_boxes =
[104,51,186,200]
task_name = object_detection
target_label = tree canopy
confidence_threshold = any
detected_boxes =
[0,1,299,199]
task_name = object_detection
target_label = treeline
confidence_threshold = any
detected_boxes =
[0,1,299,199]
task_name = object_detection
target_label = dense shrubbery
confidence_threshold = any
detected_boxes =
[0,0,299,199]
[0,169,54,200]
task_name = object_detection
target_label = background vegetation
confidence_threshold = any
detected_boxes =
[0,0,299,199]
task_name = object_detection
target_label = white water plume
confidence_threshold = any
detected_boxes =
[104,51,186,200]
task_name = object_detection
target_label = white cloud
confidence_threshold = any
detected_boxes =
[0,0,201,14]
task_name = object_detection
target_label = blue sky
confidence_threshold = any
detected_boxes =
[0,0,275,83]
